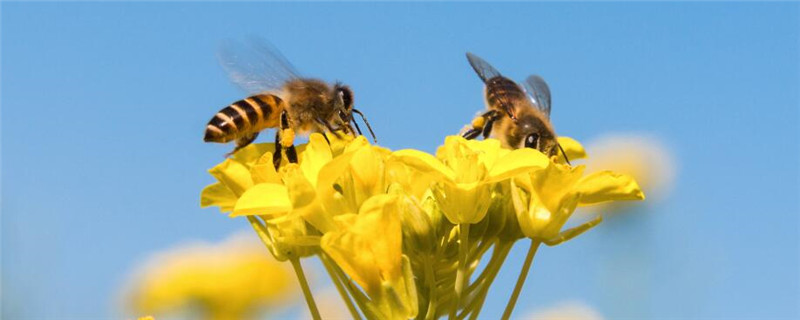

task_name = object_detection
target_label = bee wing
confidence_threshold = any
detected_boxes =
[218,37,301,95]
[465,52,520,120]
[524,75,552,118]
[466,52,502,83]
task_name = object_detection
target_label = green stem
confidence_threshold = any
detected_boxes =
[320,254,362,320]
[327,256,378,320]
[290,257,322,320]
[465,242,513,320]
[451,223,470,319]
[424,255,438,320]
[500,240,541,320]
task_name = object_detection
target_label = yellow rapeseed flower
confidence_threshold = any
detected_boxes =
[512,161,644,246]
[321,194,418,319]
[124,232,296,320]
[584,134,675,202]
[200,133,644,320]
[392,136,549,224]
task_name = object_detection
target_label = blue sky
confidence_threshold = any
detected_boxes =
[2,2,798,319]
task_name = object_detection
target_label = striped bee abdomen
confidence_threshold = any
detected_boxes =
[485,76,526,109]
[204,94,284,143]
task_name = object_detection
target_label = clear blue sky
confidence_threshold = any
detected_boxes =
[2,2,798,319]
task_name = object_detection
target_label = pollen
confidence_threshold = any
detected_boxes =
[471,116,486,129]
[279,128,295,148]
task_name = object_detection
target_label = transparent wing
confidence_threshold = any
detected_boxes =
[466,52,502,83]
[524,75,552,118]
[217,37,301,95]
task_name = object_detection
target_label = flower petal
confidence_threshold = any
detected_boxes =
[321,195,403,296]
[250,152,282,185]
[200,182,237,212]
[575,171,645,205]
[231,183,292,217]
[300,133,333,186]
[487,148,550,182]
[231,143,276,165]
[391,149,456,182]
[282,164,336,233]
[557,136,587,161]
[208,159,254,197]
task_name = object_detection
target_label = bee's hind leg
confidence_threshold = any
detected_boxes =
[273,130,283,169]
[275,110,299,168]
[272,131,298,169]
[462,110,497,140]
[463,128,482,140]
[226,132,259,157]
[481,112,500,139]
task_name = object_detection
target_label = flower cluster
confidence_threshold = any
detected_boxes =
[201,133,644,319]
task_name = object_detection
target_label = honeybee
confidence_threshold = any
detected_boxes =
[204,39,376,168]
[461,52,569,163]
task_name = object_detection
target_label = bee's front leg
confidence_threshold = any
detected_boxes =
[315,117,344,139]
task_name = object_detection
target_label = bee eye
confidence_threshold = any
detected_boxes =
[338,110,347,120]
[524,133,540,149]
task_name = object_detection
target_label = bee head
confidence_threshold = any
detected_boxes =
[329,83,377,143]
[331,83,354,122]
[514,114,558,157]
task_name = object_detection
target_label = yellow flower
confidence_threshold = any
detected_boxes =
[316,136,391,217]
[557,136,588,163]
[512,161,645,246]
[199,133,647,320]
[584,134,675,202]
[522,300,603,320]
[124,232,297,320]
[392,136,549,224]
[207,135,349,260]
[321,194,418,319]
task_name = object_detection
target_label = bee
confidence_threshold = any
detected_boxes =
[204,39,376,168]
[461,52,569,163]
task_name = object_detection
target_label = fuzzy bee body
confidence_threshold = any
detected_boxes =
[463,53,566,162]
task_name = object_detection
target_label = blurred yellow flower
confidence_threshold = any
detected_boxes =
[584,133,675,202]
[124,232,297,320]
[522,301,604,320]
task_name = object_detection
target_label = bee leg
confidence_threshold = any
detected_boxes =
[321,132,332,145]
[286,145,298,163]
[481,113,500,139]
[462,111,496,140]
[273,130,283,169]
[463,128,482,140]
[279,110,299,164]
[228,132,259,156]
[316,117,343,139]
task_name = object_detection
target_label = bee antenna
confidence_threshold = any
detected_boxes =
[350,119,363,135]
[352,109,377,143]
[558,143,571,165]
